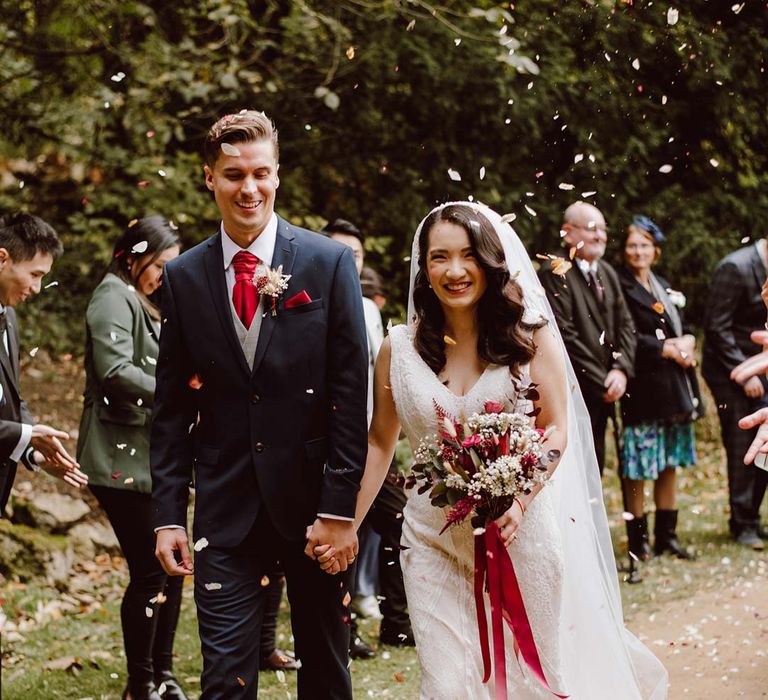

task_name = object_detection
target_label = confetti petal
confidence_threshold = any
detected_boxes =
[667,7,679,25]
[221,143,241,157]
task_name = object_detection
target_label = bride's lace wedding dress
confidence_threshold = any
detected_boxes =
[389,324,566,699]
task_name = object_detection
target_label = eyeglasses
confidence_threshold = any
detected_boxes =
[574,224,609,234]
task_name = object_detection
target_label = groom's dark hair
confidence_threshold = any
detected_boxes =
[204,110,279,167]
[0,212,63,262]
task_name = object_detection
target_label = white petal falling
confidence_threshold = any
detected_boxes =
[221,143,241,157]
[667,7,679,25]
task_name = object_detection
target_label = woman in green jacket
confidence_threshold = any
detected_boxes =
[77,216,183,700]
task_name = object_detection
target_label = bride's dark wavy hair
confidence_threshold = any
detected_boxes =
[413,205,540,376]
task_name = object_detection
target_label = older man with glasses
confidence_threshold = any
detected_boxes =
[539,201,637,476]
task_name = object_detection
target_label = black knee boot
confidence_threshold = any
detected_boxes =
[625,515,651,584]
[654,509,694,559]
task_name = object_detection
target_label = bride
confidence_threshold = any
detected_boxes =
[318,202,668,699]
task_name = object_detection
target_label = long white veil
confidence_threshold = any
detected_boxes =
[406,201,668,699]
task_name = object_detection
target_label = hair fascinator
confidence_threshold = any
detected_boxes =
[632,215,665,244]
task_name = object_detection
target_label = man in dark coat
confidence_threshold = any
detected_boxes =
[703,240,768,550]
[0,213,87,515]
[151,111,369,699]
[539,201,637,475]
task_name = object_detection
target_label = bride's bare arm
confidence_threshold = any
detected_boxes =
[522,322,569,505]
[495,321,569,546]
[354,336,402,528]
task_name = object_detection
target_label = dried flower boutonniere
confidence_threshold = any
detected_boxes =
[254,264,291,317]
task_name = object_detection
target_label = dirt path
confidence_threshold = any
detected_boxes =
[627,572,768,699]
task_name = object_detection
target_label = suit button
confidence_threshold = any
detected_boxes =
[255,442,265,453]
[251,393,260,403]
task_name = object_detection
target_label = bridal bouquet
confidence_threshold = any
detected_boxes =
[406,399,556,533]
[405,397,567,698]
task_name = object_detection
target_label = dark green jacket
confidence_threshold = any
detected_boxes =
[77,273,159,493]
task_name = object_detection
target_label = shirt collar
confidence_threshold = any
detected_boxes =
[220,213,278,270]
[576,257,599,276]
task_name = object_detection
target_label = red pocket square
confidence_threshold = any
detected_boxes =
[285,290,313,308]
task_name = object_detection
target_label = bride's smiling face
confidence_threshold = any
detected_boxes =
[426,221,487,311]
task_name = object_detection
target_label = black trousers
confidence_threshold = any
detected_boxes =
[194,510,353,699]
[708,378,768,534]
[90,486,184,684]
[364,476,411,637]
[583,394,616,476]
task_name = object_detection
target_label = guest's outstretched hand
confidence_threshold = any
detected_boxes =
[731,330,768,384]
[30,424,78,470]
[33,450,89,489]
[738,407,768,464]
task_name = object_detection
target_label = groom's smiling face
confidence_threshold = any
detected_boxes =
[204,139,280,243]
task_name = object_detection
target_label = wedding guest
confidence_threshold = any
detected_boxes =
[77,216,185,700]
[539,201,636,475]
[617,217,701,582]
[361,266,387,311]
[322,219,414,650]
[0,213,87,515]
[703,238,768,550]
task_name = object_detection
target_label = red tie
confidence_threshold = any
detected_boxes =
[231,250,260,329]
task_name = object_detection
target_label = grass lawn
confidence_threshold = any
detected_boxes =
[2,371,766,698]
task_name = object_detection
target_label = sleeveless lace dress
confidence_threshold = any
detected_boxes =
[389,324,568,699]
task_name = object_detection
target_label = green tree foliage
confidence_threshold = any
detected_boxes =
[0,1,766,352]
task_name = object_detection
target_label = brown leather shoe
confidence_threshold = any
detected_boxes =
[259,649,300,672]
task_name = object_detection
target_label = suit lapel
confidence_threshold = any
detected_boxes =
[203,233,252,378]
[622,272,676,328]
[750,244,766,292]
[1,314,21,396]
[251,218,297,377]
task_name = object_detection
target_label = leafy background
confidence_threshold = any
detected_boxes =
[1,0,766,353]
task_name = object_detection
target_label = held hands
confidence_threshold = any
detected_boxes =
[495,498,526,549]
[602,369,627,403]
[155,528,194,576]
[305,517,358,575]
[30,424,79,470]
[33,450,88,489]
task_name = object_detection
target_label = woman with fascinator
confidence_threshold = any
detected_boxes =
[617,217,702,582]
[318,203,668,698]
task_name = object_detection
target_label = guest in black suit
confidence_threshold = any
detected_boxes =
[703,239,768,550]
[617,217,701,582]
[151,111,368,699]
[539,201,636,475]
[0,213,87,516]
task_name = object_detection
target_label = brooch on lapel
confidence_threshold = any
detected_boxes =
[254,264,291,317]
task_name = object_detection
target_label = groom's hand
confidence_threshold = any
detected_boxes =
[304,518,358,573]
[155,528,194,576]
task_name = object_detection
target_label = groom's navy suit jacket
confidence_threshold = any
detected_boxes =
[150,217,369,547]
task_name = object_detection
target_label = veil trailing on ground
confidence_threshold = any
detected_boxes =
[407,202,668,699]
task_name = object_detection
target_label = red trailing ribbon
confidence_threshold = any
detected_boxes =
[473,521,568,699]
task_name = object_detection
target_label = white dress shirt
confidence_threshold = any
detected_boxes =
[576,257,599,278]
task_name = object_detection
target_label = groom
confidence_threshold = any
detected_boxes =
[151,110,369,698]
